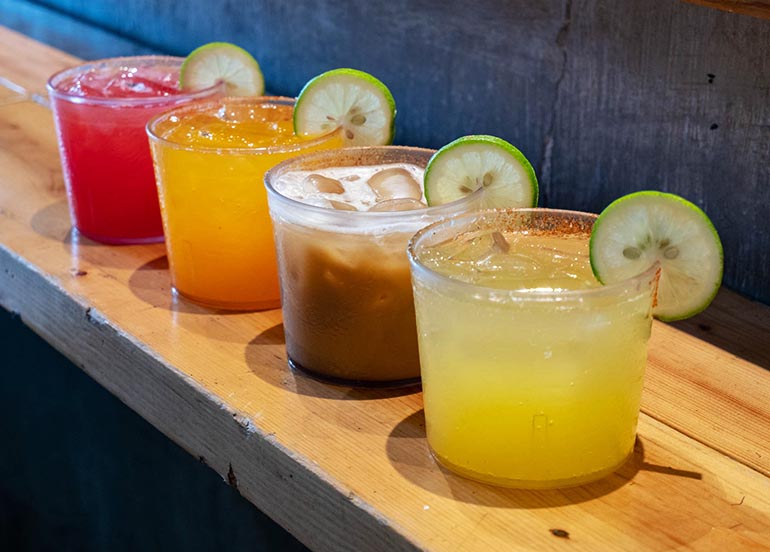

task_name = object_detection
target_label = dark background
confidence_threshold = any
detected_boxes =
[4,0,768,305]
[1,0,768,550]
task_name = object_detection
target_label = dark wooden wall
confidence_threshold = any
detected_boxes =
[5,0,770,305]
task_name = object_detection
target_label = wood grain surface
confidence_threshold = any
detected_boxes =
[2,26,770,551]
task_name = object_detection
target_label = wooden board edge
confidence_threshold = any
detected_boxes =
[0,243,422,552]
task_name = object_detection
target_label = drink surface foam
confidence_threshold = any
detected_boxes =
[274,163,426,212]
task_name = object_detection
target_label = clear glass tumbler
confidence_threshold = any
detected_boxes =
[147,97,343,310]
[48,56,221,244]
[408,208,659,488]
[265,146,482,386]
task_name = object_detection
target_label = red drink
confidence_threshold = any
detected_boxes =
[47,56,220,244]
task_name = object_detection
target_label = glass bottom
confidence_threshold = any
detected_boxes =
[75,227,165,245]
[288,357,421,389]
[172,287,281,312]
[430,446,633,489]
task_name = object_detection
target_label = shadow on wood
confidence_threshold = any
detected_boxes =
[671,289,770,371]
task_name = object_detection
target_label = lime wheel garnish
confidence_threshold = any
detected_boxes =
[590,191,723,321]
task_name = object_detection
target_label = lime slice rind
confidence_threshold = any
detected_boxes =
[590,191,723,321]
[181,42,264,97]
[294,68,395,146]
[424,135,538,208]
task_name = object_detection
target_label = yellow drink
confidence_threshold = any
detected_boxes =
[408,209,658,488]
[147,97,342,310]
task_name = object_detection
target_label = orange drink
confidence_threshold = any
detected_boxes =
[147,97,342,310]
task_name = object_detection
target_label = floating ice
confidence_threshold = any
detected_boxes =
[304,174,344,194]
[367,168,422,201]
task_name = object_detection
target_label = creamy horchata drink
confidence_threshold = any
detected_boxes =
[265,147,481,386]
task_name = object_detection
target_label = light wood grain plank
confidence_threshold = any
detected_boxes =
[2,222,770,550]
[0,246,420,552]
[645,309,770,478]
[673,290,770,370]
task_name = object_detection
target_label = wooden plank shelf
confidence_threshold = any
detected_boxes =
[2,25,770,551]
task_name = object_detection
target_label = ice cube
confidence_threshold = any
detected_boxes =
[304,174,344,194]
[367,168,422,201]
[434,231,522,278]
[128,76,179,96]
[127,80,150,93]
[368,198,426,212]
[329,200,358,211]
[103,76,127,96]
[490,231,510,253]
[70,81,105,97]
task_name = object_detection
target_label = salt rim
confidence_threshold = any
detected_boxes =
[46,55,223,107]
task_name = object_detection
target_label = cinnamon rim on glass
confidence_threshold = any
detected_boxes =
[408,207,661,304]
